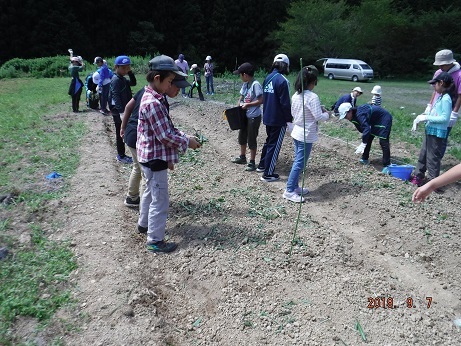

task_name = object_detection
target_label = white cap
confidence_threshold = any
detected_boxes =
[338,103,353,119]
[190,64,198,70]
[273,53,290,66]
[352,87,363,93]
[205,55,212,61]
[371,85,381,95]
[92,71,101,84]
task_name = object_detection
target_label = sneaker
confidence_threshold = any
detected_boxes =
[381,166,390,174]
[117,155,133,164]
[99,109,108,115]
[283,190,305,203]
[410,175,423,186]
[138,224,147,234]
[146,240,178,253]
[260,174,280,182]
[125,196,140,208]
[231,156,247,164]
[256,166,265,173]
[359,159,369,165]
[245,163,256,171]
[294,187,310,195]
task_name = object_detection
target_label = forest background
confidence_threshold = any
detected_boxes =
[1,0,461,77]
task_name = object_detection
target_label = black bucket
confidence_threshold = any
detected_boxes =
[224,106,247,130]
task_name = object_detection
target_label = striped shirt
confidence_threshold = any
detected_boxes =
[136,86,189,164]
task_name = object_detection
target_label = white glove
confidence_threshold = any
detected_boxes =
[96,85,100,93]
[286,122,294,133]
[423,103,431,115]
[411,113,428,131]
[355,142,367,154]
[449,111,458,128]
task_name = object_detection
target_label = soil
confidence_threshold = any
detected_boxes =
[12,97,461,345]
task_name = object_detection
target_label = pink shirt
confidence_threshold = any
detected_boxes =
[431,68,461,109]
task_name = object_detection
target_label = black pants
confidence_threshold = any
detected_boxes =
[361,136,391,167]
[71,89,82,112]
[188,82,204,101]
[112,113,126,156]
[258,125,286,175]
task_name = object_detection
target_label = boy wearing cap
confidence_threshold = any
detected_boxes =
[411,72,453,186]
[109,55,137,164]
[332,87,363,114]
[258,53,292,182]
[338,102,393,170]
[424,49,461,158]
[137,55,201,253]
[93,56,112,114]
[231,62,263,171]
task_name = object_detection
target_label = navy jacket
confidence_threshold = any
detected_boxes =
[351,105,393,142]
[262,69,292,126]
[109,71,137,114]
[333,93,355,113]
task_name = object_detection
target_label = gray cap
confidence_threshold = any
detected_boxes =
[149,55,187,76]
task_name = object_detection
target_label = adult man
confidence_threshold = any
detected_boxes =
[175,54,190,97]
[332,87,363,114]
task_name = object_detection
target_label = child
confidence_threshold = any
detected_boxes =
[204,56,215,95]
[338,102,393,170]
[136,55,201,253]
[120,75,191,208]
[231,62,263,171]
[258,53,292,182]
[109,55,137,164]
[332,87,363,114]
[370,85,382,106]
[413,163,461,202]
[410,72,453,186]
[93,56,112,115]
[67,49,85,113]
[188,64,205,101]
[283,66,329,203]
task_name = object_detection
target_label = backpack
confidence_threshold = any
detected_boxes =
[85,74,97,92]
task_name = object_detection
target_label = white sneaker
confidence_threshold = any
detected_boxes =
[294,187,309,195]
[283,190,305,203]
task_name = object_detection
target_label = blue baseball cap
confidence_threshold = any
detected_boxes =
[114,55,131,66]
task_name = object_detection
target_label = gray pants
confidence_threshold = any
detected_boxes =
[415,133,444,180]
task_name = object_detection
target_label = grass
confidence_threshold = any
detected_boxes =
[0,77,84,344]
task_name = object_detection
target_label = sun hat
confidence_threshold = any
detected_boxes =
[205,55,212,61]
[338,102,353,119]
[190,64,198,70]
[352,86,363,94]
[114,55,131,66]
[148,55,187,76]
[273,53,290,66]
[428,71,453,85]
[371,85,381,95]
[93,57,103,65]
[233,62,254,75]
[433,49,456,66]
[172,75,191,88]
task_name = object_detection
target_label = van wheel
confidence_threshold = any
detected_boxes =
[328,74,334,80]
[352,75,359,82]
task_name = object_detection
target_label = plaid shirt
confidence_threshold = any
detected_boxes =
[137,86,189,164]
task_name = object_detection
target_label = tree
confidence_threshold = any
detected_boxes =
[128,22,164,57]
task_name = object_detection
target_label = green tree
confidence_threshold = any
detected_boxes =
[128,22,164,57]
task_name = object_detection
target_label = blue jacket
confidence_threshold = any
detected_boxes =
[333,93,355,113]
[426,93,451,138]
[262,69,292,126]
[351,105,392,142]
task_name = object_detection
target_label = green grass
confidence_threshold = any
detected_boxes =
[0,77,84,344]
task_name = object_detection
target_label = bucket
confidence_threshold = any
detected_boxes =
[223,106,247,130]
[387,164,414,181]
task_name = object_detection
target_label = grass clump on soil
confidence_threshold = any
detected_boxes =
[0,77,83,343]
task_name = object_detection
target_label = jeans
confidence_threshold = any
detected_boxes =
[286,140,313,192]
[138,167,169,244]
[206,75,214,94]
[99,83,110,111]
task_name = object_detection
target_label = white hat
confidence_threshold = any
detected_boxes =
[371,85,381,95]
[338,102,353,119]
[92,71,101,84]
[433,49,456,65]
[352,86,363,93]
[273,53,290,66]
[190,64,198,70]
[205,55,212,61]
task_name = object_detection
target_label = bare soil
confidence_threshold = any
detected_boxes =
[15,97,461,345]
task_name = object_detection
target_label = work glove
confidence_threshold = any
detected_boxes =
[411,114,428,131]
[423,103,431,115]
[355,142,367,154]
[286,122,294,133]
[96,85,100,93]
[449,111,458,128]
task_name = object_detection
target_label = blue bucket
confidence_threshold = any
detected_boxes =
[387,164,414,181]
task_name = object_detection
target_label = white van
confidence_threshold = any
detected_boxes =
[321,58,374,82]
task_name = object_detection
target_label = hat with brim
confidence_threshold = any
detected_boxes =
[428,71,453,85]
[338,102,353,119]
[352,87,363,94]
[149,55,187,76]
[433,49,456,65]
[114,55,131,66]
[233,62,254,75]
[172,76,191,88]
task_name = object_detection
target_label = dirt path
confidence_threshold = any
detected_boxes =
[59,99,461,345]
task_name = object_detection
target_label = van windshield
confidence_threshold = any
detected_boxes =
[360,64,372,70]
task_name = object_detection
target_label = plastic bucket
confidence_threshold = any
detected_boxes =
[387,164,414,181]
[223,106,247,130]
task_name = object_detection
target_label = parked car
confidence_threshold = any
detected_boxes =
[320,58,374,82]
